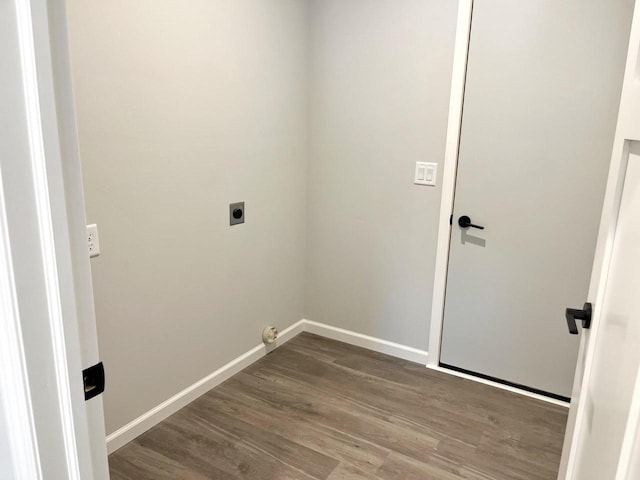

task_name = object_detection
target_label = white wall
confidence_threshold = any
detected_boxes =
[67,0,308,435]
[305,0,458,350]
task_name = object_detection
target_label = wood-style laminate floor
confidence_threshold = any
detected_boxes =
[109,333,568,480]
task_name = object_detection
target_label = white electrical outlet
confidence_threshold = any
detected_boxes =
[87,224,100,258]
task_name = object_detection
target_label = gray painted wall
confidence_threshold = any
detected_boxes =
[69,0,459,435]
[305,0,458,350]
[68,0,308,435]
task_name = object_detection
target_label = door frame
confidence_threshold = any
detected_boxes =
[1,0,108,478]
[426,0,472,370]
[0,178,42,480]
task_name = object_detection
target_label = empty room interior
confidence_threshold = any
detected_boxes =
[9,0,640,478]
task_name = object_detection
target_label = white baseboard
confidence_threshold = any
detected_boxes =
[302,319,429,364]
[106,318,428,453]
[107,319,432,453]
[106,318,567,454]
[105,319,306,453]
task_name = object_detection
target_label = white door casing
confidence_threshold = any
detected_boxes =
[45,0,110,475]
[0,0,109,478]
[0,139,42,479]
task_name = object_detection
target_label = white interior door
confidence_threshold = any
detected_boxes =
[439,0,633,399]
[560,0,640,475]
[569,142,640,478]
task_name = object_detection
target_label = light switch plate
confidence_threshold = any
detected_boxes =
[414,162,437,186]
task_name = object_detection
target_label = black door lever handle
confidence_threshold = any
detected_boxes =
[565,302,592,335]
[458,215,485,230]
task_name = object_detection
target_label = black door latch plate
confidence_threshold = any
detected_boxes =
[83,362,105,401]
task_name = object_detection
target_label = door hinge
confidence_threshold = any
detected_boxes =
[83,362,105,401]
[449,214,453,225]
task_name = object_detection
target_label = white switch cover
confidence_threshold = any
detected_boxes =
[87,224,100,258]
[414,162,437,186]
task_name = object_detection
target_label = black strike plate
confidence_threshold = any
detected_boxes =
[83,362,105,401]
